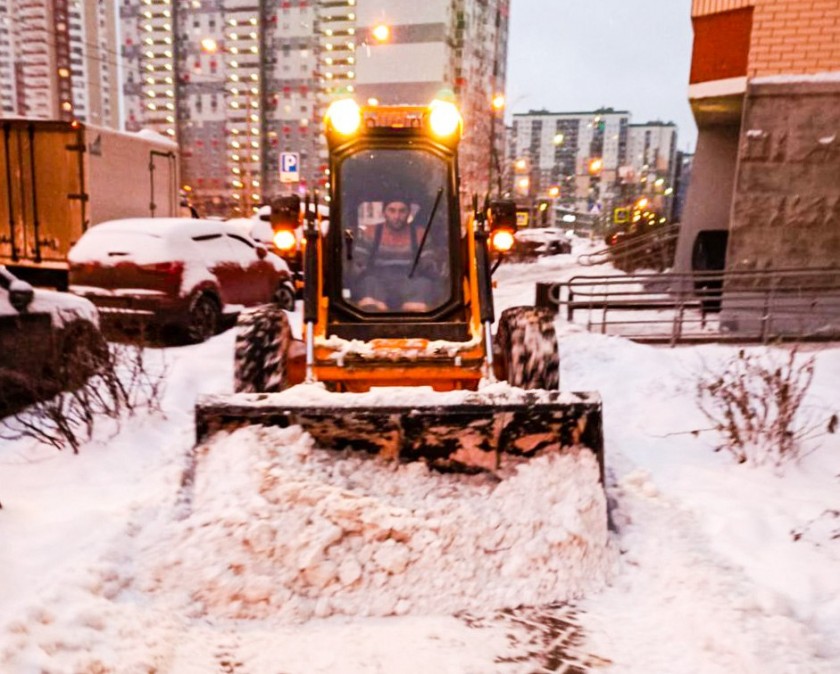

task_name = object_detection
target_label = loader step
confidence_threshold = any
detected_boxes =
[195,387,603,476]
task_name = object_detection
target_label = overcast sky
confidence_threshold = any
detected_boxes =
[505,0,697,151]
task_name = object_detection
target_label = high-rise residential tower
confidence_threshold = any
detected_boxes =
[120,0,509,216]
[0,0,119,125]
[509,108,632,214]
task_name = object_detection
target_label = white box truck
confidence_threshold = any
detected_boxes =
[0,119,180,289]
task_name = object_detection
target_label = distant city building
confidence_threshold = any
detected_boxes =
[625,122,678,189]
[509,108,680,225]
[0,0,118,126]
[509,108,630,213]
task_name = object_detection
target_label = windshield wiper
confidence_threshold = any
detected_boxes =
[408,186,444,279]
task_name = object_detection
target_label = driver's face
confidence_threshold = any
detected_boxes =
[383,201,410,230]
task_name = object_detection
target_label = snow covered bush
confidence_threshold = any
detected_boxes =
[0,338,166,454]
[696,347,817,466]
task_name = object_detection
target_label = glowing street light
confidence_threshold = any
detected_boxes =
[200,37,219,53]
[491,93,506,111]
[553,133,565,146]
[548,186,560,198]
[372,24,390,42]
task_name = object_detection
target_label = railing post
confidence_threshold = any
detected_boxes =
[671,294,685,347]
[567,284,574,322]
[760,282,777,344]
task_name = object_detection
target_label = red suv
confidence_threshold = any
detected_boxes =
[68,218,295,342]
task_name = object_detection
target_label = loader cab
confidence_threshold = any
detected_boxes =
[323,99,469,341]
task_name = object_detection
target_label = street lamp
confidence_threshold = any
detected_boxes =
[200,37,218,54]
[372,24,390,42]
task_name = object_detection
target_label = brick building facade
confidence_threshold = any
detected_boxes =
[674,0,840,321]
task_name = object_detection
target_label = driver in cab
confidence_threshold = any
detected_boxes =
[351,196,443,313]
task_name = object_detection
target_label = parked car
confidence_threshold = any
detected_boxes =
[68,218,295,343]
[0,266,104,416]
[508,227,573,261]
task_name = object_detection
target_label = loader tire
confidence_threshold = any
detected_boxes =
[234,304,291,393]
[495,305,559,390]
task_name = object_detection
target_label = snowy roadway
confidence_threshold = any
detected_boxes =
[1,239,839,673]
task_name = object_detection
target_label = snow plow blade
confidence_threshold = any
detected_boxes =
[195,388,604,477]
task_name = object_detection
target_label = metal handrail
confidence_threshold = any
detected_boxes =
[535,266,840,345]
[577,223,680,267]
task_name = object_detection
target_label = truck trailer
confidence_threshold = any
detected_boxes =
[0,119,180,289]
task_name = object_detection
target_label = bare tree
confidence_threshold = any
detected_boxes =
[0,334,167,455]
[695,346,826,466]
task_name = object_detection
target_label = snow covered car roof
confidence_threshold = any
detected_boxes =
[0,266,99,327]
[73,217,251,240]
[67,217,291,275]
[514,227,572,242]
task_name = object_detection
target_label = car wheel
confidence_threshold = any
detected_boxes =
[273,282,296,311]
[234,304,291,393]
[185,293,221,343]
[494,306,559,390]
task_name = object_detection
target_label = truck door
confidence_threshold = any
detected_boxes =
[149,150,177,217]
[0,121,84,267]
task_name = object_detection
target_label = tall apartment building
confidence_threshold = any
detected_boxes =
[509,110,682,220]
[121,0,321,216]
[674,0,840,282]
[0,1,17,116]
[509,108,631,213]
[625,121,678,214]
[0,0,118,125]
[120,0,508,216]
[626,122,678,184]
[323,0,510,202]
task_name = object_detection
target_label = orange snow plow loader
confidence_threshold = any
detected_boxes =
[194,97,604,481]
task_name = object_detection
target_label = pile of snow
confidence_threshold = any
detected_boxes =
[136,424,613,622]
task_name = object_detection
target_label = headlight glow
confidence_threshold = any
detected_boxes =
[273,229,297,252]
[490,229,515,253]
[326,98,361,135]
[429,100,461,137]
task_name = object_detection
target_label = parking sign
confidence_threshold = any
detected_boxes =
[280,152,300,183]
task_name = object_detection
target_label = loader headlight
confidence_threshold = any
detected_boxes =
[273,229,297,252]
[429,100,462,138]
[326,98,361,136]
[490,229,515,253]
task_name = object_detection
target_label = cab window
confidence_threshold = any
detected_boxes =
[338,149,452,313]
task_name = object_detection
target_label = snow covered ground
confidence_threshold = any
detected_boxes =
[1,238,839,673]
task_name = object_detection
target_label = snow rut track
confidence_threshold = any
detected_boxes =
[459,603,612,673]
[214,634,246,674]
[579,468,839,673]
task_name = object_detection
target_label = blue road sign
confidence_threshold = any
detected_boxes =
[280,152,300,183]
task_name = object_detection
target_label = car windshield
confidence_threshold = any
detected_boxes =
[338,149,452,314]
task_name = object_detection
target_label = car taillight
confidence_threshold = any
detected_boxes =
[144,261,184,275]
[70,262,100,276]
